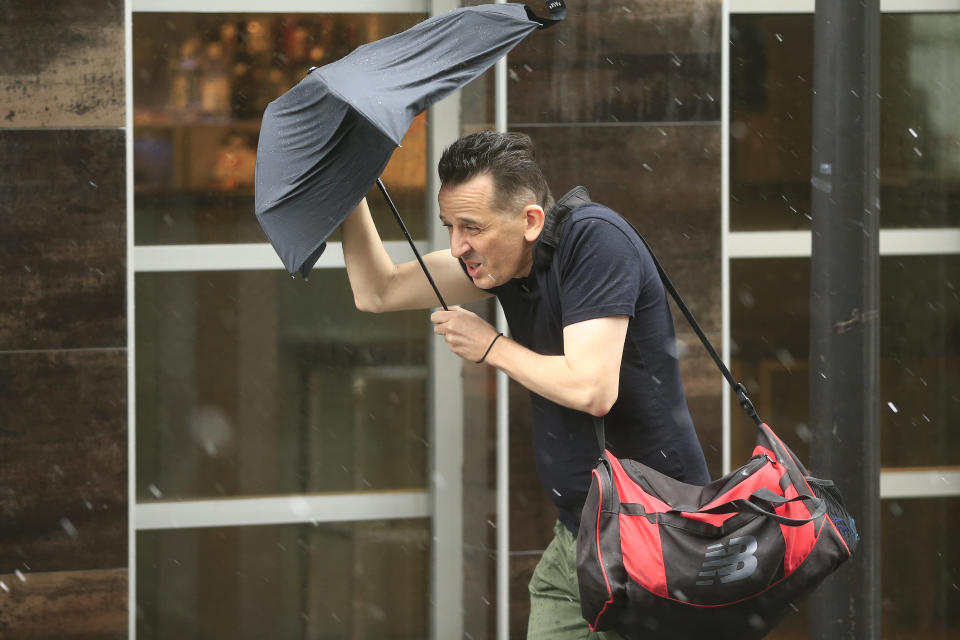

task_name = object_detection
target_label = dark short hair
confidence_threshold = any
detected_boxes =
[438,131,554,213]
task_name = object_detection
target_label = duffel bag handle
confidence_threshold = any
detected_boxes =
[669,488,826,527]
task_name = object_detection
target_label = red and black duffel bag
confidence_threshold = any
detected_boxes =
[575,231,859,640]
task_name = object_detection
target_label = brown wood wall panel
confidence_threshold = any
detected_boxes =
[0,1,125,128]
[0,129,126,351]
[0,568,127,639]
[0,350,127,573]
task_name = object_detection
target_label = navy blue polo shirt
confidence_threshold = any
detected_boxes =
[490,203,710,534]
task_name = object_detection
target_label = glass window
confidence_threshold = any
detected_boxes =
[730,13,960,230]
[730,254,960,470]
[740,497,960,639]
[135,268,429,501]
[132,13,428,245]
[508,5,721,125]
[137,519,430,639]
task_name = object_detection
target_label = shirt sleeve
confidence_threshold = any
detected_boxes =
[555,215,642,328]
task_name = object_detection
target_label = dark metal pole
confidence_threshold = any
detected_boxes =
[808,1,881,638]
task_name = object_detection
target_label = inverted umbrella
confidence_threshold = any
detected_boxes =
[255,1,566,306]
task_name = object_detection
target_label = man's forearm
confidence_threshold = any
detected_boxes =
[484,335,619,417]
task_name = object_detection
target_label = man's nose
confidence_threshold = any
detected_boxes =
[449,229,470,258]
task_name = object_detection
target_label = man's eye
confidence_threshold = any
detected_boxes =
[466,226,480,233]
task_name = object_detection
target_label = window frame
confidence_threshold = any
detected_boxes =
[721,2,960,492]
[125,2,470,639]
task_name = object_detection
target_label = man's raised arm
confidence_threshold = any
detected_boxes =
[341,198,489,312]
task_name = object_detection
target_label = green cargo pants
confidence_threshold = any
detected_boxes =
[527,521,624,640]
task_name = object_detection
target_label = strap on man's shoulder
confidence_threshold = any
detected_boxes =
[531,185,591,271]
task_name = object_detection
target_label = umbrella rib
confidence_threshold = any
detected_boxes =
[376,179,448,311]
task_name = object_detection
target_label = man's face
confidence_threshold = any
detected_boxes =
[438,173,540,289]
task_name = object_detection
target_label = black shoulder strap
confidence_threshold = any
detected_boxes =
[538,191,764,450]
[526,0,566,28]
[622,220,763,428]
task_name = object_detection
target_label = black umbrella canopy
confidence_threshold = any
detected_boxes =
[255,2,565,279]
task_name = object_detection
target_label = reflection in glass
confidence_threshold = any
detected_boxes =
[137,519,430,640]
[132,13,428,245]
[730,13,960,230]
[730,255,960,469]
[135,269,429,501]
[508,3,721,125]
[882,497,960,639]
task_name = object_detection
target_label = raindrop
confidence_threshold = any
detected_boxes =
[0,582,8,593]
[887,401,898,414]
[487,519,496,529]
[15,570,25,583]
[913,147,923,157]
[748,614,766,629]
[922,414,931,423]
[908,127,918,138]
[148,484,163,499]
[642,163,653,172]
[61,517,79,538]
[523,64,533,73]
[775,348,795,370]
[190,405,234,457]
[789,602,799,612]
[775,33,783,43]
[552,488,562,497]
[289,497,311,518]
[888,501,904,517]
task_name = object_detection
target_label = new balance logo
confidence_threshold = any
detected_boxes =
[696,536,758,586]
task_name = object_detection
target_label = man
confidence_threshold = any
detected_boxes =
[341,131,709,639]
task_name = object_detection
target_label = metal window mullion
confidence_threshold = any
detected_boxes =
[131,241,415,272]
[426,3,464,637]
[721,0,733,475]
[728,229,960,259]
[493,10,511,637]
[135,491,431,530]
[132,0,427,13]
[730,0,960,13]
[124,0,137,637]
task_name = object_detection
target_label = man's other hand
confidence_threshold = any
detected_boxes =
[431,307,500,363]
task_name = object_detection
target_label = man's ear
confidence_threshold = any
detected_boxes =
[522,204,545,242]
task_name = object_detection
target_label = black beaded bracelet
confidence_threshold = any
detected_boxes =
[476,332,503,364]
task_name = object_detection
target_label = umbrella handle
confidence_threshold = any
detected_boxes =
[376,179,449,311]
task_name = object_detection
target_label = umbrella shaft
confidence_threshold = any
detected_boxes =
[376,179,448,311]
